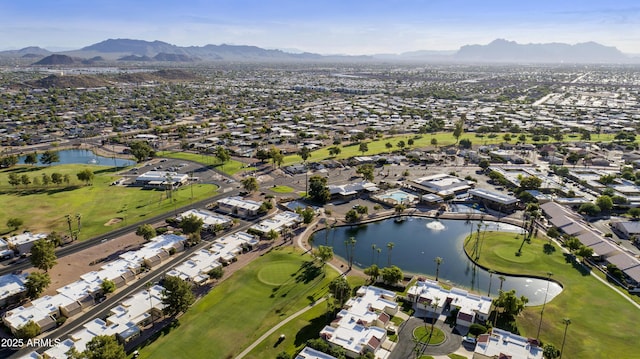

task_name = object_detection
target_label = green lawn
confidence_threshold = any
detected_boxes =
[413,326,445,345]
[158,151,252,175]
[138,247,341,359]
[244,276,367,359]
[0,164,218,239]
[269,185,295,193]
[464,232,640,359]
[280,132,625,167]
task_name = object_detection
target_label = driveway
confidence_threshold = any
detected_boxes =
[388,317,463,359]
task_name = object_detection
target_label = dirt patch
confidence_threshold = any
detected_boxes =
[36,231,151,296]
[105,218,123,226]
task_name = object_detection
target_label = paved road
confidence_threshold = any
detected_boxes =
[6,211,258,358]
[0,187,240,276]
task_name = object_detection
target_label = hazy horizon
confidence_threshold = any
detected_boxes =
[1,0,639,55]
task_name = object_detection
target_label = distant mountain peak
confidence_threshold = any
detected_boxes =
[456,39,628,64]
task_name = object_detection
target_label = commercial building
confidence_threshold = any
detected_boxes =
[409,174,475,197]
[134,170,189,188]
[177,208,233,230]
[468,188,519,212]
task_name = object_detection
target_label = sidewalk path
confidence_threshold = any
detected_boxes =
[234,297,326,359]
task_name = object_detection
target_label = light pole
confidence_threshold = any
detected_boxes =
[559,318,571,359]
[536,271,553,339]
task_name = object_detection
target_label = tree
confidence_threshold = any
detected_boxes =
[82,335,126,359]
[328,276,351,305]
[364,264,380,283]
[430,138,438,148]
[25,272,51,299]
[0,154,18,168]
[452,119,464,144]
[385,142,393,152]
[269,146,284,168]
[408,138,414,146]
[328,146,342,157]
[386,242,395,266]
[308,175,330,204]
[47,231,63,247]
[596,195,613,212]
[576,245,594,262]
[41,173,51,186]
[101,279,116,295]
[241,176,259,193]
[358,142,369,155]
[214,146,231,167]
[162,275,195,316]
[30,239,57,272]
[129,141,155,162]
[76,169,95,185]
[478,159,490,171]
[356,164,375,182]
[397,140,406,150]
[520,176,542,190]
[434,257,443,281]
[459,138,472,149]
[135,224,157,241]
[564,236,582,252]
[345,209,360,223]
[266,229,279,241]
[24,152,38,166]
[8,173,20,187]
[40,150,60,166]
[180,214,204,235]
[314,245,334,269]
[578,203,601,217]
[298,207,316,224]
[543,343,561,359]
[208,266,224,280]
[298,146,311,162]
[51,172,63,185]
[15,320,40,339]
[20,174,31,186]
[381,265,403,285]
[6,217,23,230]
[494,289,528,318]
[628,207,640,219]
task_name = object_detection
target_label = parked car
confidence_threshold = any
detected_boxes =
[462,336,477,345]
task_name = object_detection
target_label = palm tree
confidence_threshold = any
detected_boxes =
[487,269,495,296]
[348,237,357,269]
[387,242,395,266]
[376,248,382,265]
[498,275,506,292]
[537,272,553,339]
[371,244,377,265]
[559,318,571,359]
[434,257,443,281]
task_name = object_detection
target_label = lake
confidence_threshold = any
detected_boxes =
[19,149,136,167]
[313,217,562,306]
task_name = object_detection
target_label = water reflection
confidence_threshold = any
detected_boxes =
[19,149,135,167]
[314,217,562,306]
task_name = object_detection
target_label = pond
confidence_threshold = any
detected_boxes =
[19,149,136,167]
[313,217,562,306]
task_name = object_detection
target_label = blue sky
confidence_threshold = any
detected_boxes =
[1,0,639,54]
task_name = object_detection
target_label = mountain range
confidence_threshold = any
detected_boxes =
[1,38,635,64]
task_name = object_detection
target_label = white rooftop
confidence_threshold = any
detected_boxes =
[178,208,232,228]
[474,328,543,359]
[217,196,262,211]
[0,273,27,301]
[249,212,302,234]
[407,279,492,318]
[6,232,46,246]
